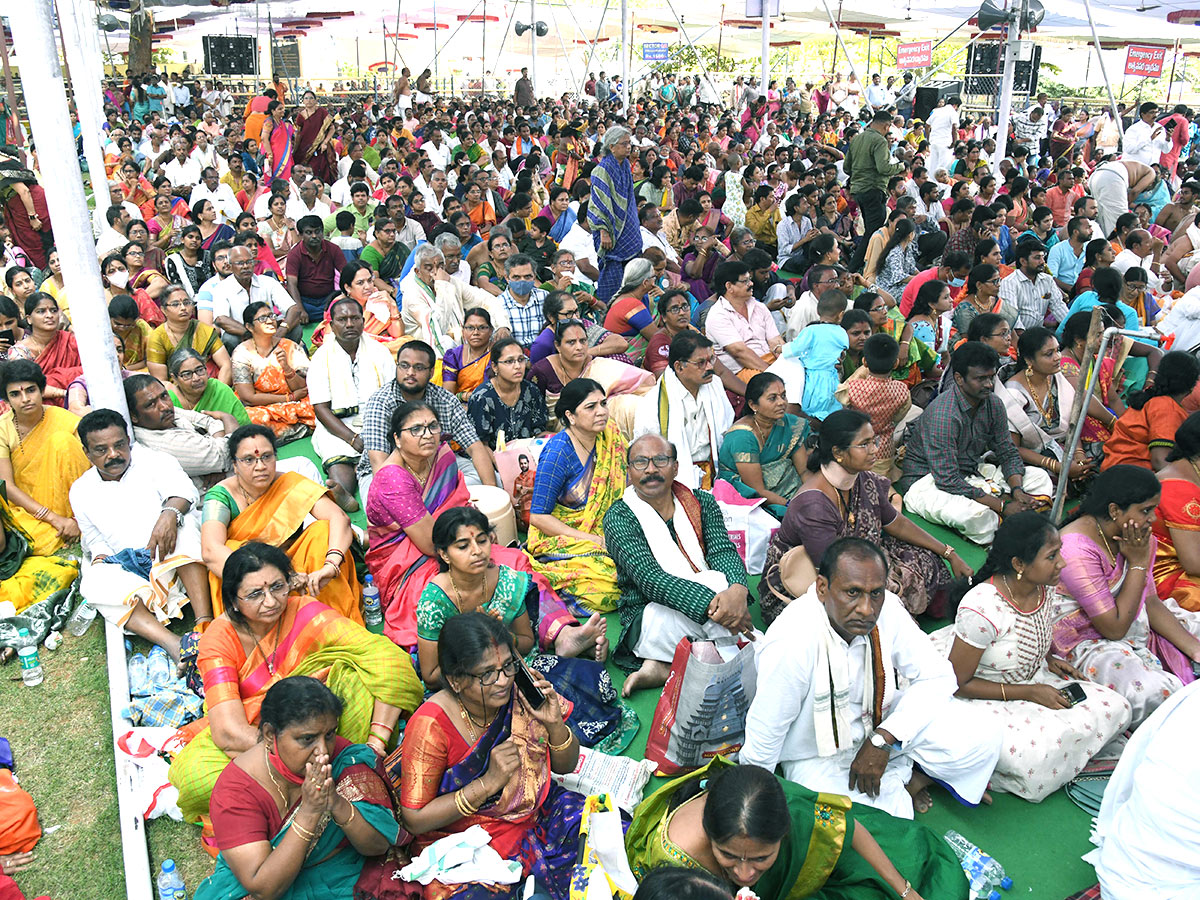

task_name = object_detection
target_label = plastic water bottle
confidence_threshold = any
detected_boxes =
[128,653,151,698]
[944,831,1013,900]
[147,646,173,690]
[362,575,383,633]
[17,629,42,687]
[156,859,186,900]
[65,598,98,637]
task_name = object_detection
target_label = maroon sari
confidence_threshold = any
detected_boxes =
[295,106,337,183]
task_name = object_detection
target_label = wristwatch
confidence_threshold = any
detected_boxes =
[868,731,889,750]
[160,505,185,529]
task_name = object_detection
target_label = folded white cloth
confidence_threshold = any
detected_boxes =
[400,825,524,887]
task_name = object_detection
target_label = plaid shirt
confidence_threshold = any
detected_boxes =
[999,269,1069,331]
[500,286,548,348]
[356,381,481,481]
[899,383,1024,498]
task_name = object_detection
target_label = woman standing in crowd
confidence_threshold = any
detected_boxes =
[294,89,337,183]
[589,127,642,304]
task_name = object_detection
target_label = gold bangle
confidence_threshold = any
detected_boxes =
[1001,683,1007,702]
[291,821,318,842]
[454,788,478,818]
[941,544,954,559]
[548,729,575,753]
[335,803,357,829]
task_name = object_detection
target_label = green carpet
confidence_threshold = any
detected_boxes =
[278,426,1095,900]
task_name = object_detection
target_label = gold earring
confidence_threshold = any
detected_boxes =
[1016,570,1022,581]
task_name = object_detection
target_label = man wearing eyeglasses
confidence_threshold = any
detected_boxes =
[604,433,753,696]
[784,264,841,340]
[209,245,303,353]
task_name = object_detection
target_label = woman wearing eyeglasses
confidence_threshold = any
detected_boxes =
[170,542,420,827]
[231,301,316,445]
[146,285,232,386]
[950,264,1014,337]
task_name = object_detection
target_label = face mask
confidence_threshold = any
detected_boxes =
[108,270,129,289]
[949,277,966,288]
[508,279,535,296]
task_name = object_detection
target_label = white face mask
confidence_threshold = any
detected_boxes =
[108,270,129,289]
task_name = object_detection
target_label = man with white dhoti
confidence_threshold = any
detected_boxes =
[925,97,961,177]
[1088,158,1157,237]
[399,243,512,357]
[70,409,210,662]
[741,537,1002,820]
[632,332,733,491]
[604,434,753,696]
[306,296,396,508]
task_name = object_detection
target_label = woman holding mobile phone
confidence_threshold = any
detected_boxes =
[935,511,1131,803]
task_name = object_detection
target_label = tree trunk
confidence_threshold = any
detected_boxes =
[127,0,152,75]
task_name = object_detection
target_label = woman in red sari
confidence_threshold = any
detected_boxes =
[0,144,52,269]
[260,101,294,184]
[118,160,155,213]
[294,90,337,184]
[6,293,81,407]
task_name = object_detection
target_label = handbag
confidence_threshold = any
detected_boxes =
[711,480,779,575]
[645,635,758,775]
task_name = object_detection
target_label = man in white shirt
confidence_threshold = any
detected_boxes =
[420,169,451,211]
[195,242,234,321]
[926,96,961,176]
[1113,228,1165,292]
[399,243,512,357]
[638,204,680,269]
[96,205,133,260]
[208,245,303,352]
[93,183,142,239]
[331,161,371,209]
[189,166,241,225]
[71,409,209,660]
[741,538,1002,819]
[286,180,332,222]
[999,241,1070,331]
[337,141,379,185]
[865,73,891,111]
[200,80,221,116]
[1123,101,1171,167]
[171,79,192,116]
[139,124,168,163]
[215,80,234,118]
[162,137,201,196]
[422,124,452,171]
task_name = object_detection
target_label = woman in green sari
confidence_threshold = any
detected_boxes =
[167,347,252,424]
[626,759,967,900]
[716,373,807,518]
[359,219,409,294]
[196,676,408,900]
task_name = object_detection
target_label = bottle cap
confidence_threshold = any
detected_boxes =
[1001,876,1013,890]
[162,859,176,872]
[988,891,1001,900]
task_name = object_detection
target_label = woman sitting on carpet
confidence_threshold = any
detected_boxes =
[195,675,413,900]
[1056,464,1200,728]
[311,260,406,353]
[0,360,89,556]
[168,348,251,426]
[6,293,83,408]
[389,612,585,900]
[232,301,316,444]
[759,410,970,624]
[169,543,420,826]
[200,425,360,623]
[147,285,232,385]
[526,379,628,613]
[939,512,1131,802]
[602,258,661,365]
[716,372,806,519]
[1103,350,1200,471]
[416,507,633,753]
[467,338,549,450]
[442,307,494,402]
[0,481,79,616]
[626,759,968,900]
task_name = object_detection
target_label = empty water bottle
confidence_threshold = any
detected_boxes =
[147,645,173,690]
[128,653,151,698]
[944,831,1012,900]
[156,859,186,900]
[17,629,42,687]
[65,598,98,637]
[362,575,383,632]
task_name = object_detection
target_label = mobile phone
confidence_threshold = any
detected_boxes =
[514,658,547,709]
[1061,683,1087,707]
[0,330,13,345]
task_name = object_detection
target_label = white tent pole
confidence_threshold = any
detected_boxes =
[433,0,439,81]
[9,0,128,423]
[663,0,721,107]
[761,6,770,98]
[530,0,537,98]
[548,6,578,90]
[992,1,1021,165]
[816,0,862,89]
[1080,0,1125,142]
[59,0,108,205]
[621,0,629,110]
[574,0,611,100]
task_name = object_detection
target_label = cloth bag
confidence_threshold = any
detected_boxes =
[494,436,551,529]
[569,795,637,900]
[644,635,758,776]
[711,480,779,575]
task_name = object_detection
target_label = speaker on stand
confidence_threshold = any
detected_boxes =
[914,82,964,123]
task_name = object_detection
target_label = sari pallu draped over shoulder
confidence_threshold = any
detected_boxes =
[588,153,643,304]
[169,595,422,824]
[625,758,969,900]
[13,330,84,407]
[4,406,90,556]
[0,491,78,614]
[294,106,337,183]
[195,739,409,900]
[209,471,362,623]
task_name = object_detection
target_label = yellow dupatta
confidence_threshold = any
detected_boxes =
[209,471,363,623]
[5,407,90,556]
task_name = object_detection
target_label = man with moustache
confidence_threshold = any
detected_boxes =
[741,537,1003,819]
[69,408,210,662]
[604,433,752,696]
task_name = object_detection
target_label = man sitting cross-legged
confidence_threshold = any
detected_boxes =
[604,433,753,696]
[70,409,211,661]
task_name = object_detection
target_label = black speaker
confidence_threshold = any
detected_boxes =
[1014,44,1042,95]
[966,41,1041,97]
[914,82,963,123]
[203,35,256,76]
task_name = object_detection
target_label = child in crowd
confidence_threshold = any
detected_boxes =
[329,210,363,259]
[518,216,558,279]
[783,289,849,421]
[837,332,912,476]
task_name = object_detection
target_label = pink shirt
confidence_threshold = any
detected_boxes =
[900,266,941,317]
[705,295,780,374]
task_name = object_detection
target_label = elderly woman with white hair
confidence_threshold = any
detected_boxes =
[601,257,662,365]
[587,126,643,305]
[397,243,513,357]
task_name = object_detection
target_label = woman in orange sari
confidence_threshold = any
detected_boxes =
[1152,412,1200,612]
[231,302,316,444]
[464,181,496,240]
[170,541,420,827]
[311,260,406,353]
[1103,351,1199,471]
[200,425,361,624]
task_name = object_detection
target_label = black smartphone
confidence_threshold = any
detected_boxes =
[514,658,547,709]
[1061,683,1087,707]
[0,330,13,345]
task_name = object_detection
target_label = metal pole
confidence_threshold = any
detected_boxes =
[8,0,128,424]
[574,0,611,100]
[621,0,629,110]
[664,0,721,108]
[254,0,260,86]
[1081,0,1125,142]
[993,1,1022,166]
[1166,37,1179,106]
[433,0,439,80]
[482,0,486,96]
[816,0,862,89]
[530,0,537,98]
[761,6,770,100]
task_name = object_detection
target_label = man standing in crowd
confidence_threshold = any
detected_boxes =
[844,110,905,273]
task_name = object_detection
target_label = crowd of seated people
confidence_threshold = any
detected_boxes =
[11,68,1200,900]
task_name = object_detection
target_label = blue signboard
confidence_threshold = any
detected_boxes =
[642,42,669,61]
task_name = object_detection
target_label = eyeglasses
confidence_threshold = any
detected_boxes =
[165,300,196,309]
[848,436,882,451]
[664,303,690,315]
[402,422,441,438]
[463,324,492,332]
[986,278,1002,285]
[472,659,519,685]
[497,356,527,367]
[234,451,277,467]
[176,366,207,379]
[252,314,276,325]
[735,276,754,285]
[397,361,432,373]
[630,454,676,471]
[237,579,292,605]
[869,305,888,313]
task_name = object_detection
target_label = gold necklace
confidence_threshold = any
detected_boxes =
[400,453,432,487]
[14,410,45,448]
[263,744,288,806]
[448,567,489,612]
[1025,374,1056,424]
[750,414,772,448]
[834,484,857,528]
[1096,522,1117,562]
[243,616,284,676]
[1188,457,1200,486]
